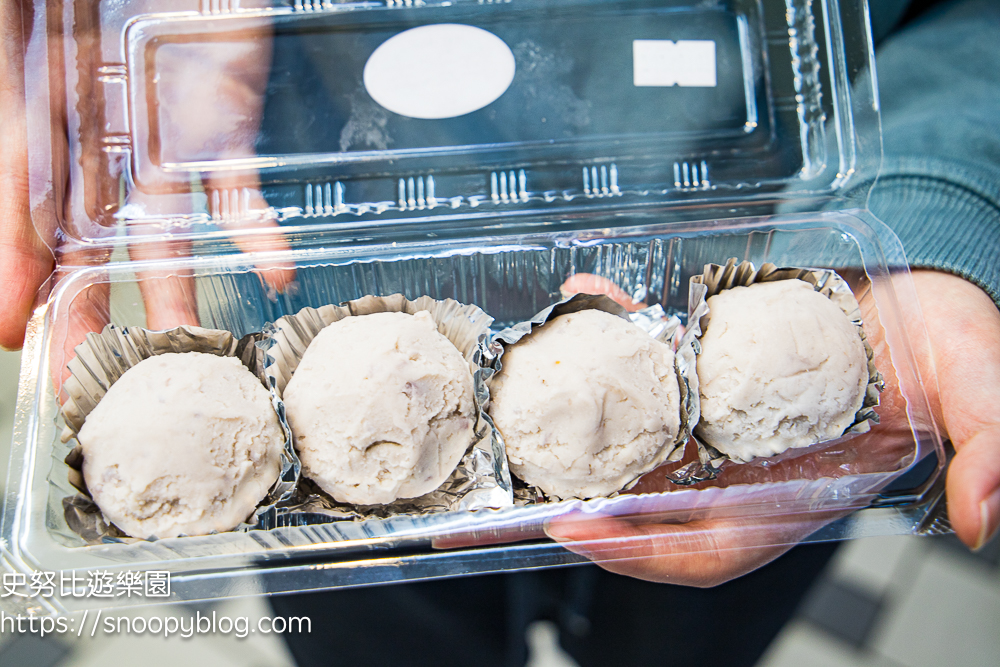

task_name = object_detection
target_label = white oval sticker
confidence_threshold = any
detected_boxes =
[363,24,516,120]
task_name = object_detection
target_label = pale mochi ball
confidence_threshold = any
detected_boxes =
[695,280,868,461]
[79,352,284,539]
[283,311,476,505]
[490,309,681,499]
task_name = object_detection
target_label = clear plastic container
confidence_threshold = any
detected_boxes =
[2,0,947,614]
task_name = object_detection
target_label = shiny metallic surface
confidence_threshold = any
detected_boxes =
[490,293,689,502]
[264,294,512,523]
[57,325,299,544]
[687,259,885,467]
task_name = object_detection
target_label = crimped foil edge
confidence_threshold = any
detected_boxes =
[263,294,512,521]
[681,258,884,475]
[489,293,689,503]
[58,324,300,543]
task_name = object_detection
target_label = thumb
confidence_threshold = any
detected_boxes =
[947,427,1000,550]
[911,271,1000,549]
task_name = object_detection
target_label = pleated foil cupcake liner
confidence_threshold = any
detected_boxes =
[488,292,690,503]
[58,324,300,544]
[676,258,885,479]
[263,294,513,522]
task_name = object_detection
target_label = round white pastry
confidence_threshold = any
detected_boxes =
[283,311,476,506]
[79,352,284,539]
[695,279,868,461]
[490,309,681,499]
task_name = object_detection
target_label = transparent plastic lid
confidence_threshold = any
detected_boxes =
[8,0,956,615]
[25,0,879,245]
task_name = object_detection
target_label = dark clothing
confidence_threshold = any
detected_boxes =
[271,542,840,667]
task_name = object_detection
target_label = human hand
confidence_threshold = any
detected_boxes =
[546,269,1000,586]
[906,271,1000,550]
[0,2,295,393]
[0,0,53,352]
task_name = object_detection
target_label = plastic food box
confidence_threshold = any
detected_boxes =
[2,0,947,615]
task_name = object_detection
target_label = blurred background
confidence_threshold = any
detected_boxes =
[1,348,997,667]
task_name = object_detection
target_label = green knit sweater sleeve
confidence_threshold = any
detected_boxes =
[868,0,1000,306]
